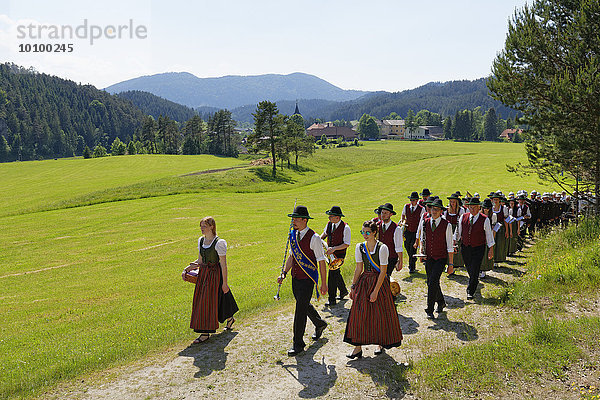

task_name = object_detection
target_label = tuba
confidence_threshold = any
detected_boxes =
[322,239,344,270]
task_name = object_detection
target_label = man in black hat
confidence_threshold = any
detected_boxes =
[376,203,404,276]
[418,198,454,319]
[401,191,425,273]
[277,205,328,356]
[419,188,432,208]
[321,206,350,306]
[454,197,495,300]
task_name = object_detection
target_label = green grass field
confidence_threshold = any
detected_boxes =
[0,141,547,399]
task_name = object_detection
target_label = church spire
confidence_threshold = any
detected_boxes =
[294,100,300,115]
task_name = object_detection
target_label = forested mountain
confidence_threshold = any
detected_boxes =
[0,63,146,161]
[325,78,518,121]
[116,90,197,123]
[230,99,340,125]
[104,72,369,109]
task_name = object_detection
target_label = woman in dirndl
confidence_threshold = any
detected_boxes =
[182,216,239,344]
[444,193,465,271]
[479,198,496,278]
[343,220,403,358]
[507,197,519,255]
[491,192,509,266]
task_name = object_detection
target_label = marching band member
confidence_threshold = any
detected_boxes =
[454,197,495,300]
[419,188,432,207]
[491,192,509,266]
[507,197,519,255]
[184,216,239,344]
[276,206,328,356]
[344,220,403,358]
[419,198,455,319]
[517,194,532,249]
[479,198,496,278]
[401,191,425,273]
[321,206,351,306]
[375,203,404,276]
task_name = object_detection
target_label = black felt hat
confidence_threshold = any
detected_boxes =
[430,198,446,210]
[420,188,432,196]
[481,198,493,209]
[325,206,345,217]
[466,197,482,206]
[287,205,313,219]
[447,192,460,200]
[379,203,397,215]
[408,191,420,200]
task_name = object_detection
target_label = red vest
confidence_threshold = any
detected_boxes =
[378,220,398,259]
[460,213,488,247]
[444,210,460,226]
[325,221,347,259]
[291,228,317,280]
[404,203,424,232]
[424,217,450,260]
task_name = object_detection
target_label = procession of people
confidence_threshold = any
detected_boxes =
[182,188,576,358]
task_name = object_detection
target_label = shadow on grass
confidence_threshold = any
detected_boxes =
[447,271,469,286]
[321,300,350,323]
[288,164,315,173]
[179,330,238,378]
[428,315,479,341]
[252,167,296,183]
[398,314,419,335]
[346,352,410,398]
[401,271,427,283]
[443,295,466,310]
[279,338,337,398]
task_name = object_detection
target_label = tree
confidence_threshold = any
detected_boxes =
[140,116,158,153]
[157,115,180,155]
[249,101,284,177]
[483,108,498,141]
[127,141,136,155]
[182,115,205,155]
[383,112,402,120]
[488,0,600,214]
[0,135,10,162]
[92,144,107,158]
[111,137,126,155]
[405,109,417,129]
[443,117,453,139]
[284,114,314,167]
[83,145,92,159]
[207,110,238,157]
[357,113,379,139]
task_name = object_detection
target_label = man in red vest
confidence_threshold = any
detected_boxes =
[321,206,350,306]
[401,191,425,273]
[277,205,328,356]
[376,203,404,276]
[454,198,495,300]
[419,198,454,319]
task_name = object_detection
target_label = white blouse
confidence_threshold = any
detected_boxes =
[355,241,389,266]
[198,236,227,256]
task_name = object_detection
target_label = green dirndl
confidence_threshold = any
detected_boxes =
[481,245,495,272]
[494,225,508,262]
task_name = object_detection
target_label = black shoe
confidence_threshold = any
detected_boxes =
[337,291,348,300]
[346,350,363,359]
[374,347,385,355]
[466,294,474,300]
[437,303,446,313]
[312,323,327,340]
[287,347,304,357]
[325,301,336,307]
[425,309,435,319]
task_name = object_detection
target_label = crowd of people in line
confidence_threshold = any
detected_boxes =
[181,187,582,358]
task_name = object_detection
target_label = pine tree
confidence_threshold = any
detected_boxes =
[483,108,498,141]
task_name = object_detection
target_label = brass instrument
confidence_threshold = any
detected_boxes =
[322,239,344,270]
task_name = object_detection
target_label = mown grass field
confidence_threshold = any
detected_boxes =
[0,141,544,399]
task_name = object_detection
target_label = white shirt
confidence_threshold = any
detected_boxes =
[355,241,389,267]
[289,226,326,262]
[380,220,403,253]
[198,236,227,256]
[420,216,454,253]
[322,221,352,246]
[453,212,495,248]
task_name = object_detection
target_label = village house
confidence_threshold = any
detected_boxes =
[499,128,523,141]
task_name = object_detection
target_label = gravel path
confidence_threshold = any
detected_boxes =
[43,251,534,399]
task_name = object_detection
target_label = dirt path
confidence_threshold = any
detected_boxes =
[44,249,536,400]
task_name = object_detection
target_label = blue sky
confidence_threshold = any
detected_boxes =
[0,0,528,92]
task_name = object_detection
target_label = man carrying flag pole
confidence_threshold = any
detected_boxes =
[277,205,328,356]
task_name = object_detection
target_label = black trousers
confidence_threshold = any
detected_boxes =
[404,230,418,271]
[425,257,446,313]
[461,244,486,296]
[292,277,326,350]
[327,267,347,302]
[386,257,398,277]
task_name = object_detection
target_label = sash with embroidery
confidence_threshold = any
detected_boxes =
[361,243,381,273]
[290,229,320,298]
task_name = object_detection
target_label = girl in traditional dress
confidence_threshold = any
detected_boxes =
[491,192,509,266]
[507,198,519,255]
[182,216,238,344]
[479,198,496,278]
[445,193,465,271]
[344,220,403,358]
